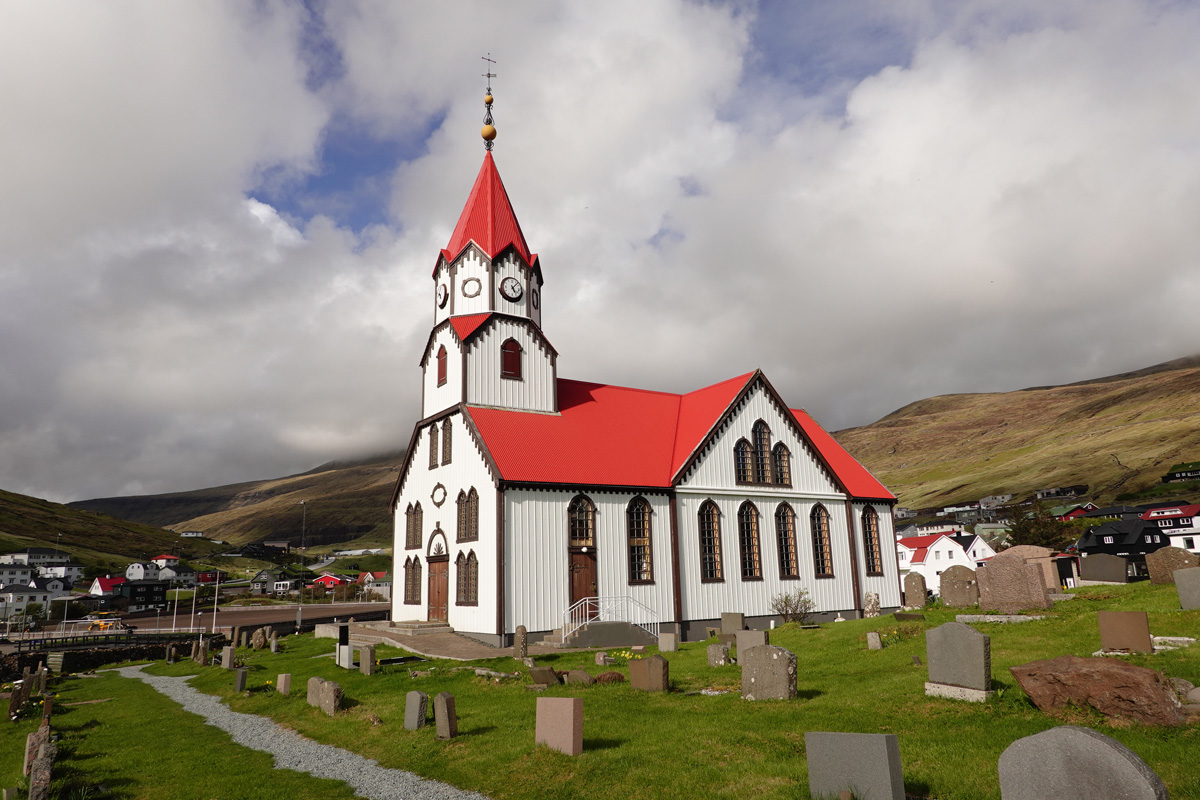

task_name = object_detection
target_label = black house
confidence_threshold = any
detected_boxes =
[1075,520,1171,579]
[118,579,168,611]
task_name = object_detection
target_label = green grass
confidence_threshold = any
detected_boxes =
[6,582,1198,799]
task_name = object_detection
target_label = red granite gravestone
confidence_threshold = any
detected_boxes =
[535,697,582,755]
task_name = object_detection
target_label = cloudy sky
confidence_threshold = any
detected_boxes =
[3,0,1199,503]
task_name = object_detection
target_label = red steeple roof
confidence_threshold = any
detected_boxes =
[441,152,537,268]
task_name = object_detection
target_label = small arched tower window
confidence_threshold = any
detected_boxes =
[436,345,447,386]
[734,439,753,483]
[699,500,723,581]
[568,495,595,548]
[738,501,762,580]
[627,497,653,583]
[752,421,772,484]
[862,506,883,575]
[772,443,792,487]
[501,338,522,380]
[775,503,798,578]
[441,417,452,465]
[428,424,439,470]
[811,504,833,577]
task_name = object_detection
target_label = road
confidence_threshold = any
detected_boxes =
[122,601,391,633]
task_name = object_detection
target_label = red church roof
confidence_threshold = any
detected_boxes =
[450,313,494,342]
[440,152,537,269]
[464,374,894,500]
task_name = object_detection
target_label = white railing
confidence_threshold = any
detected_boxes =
[561,595,659,642]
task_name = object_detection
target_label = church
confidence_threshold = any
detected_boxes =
[390,89,900,645]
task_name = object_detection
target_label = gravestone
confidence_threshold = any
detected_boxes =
[535,697,583,756]
[1080,553,1129,583]
[565,670,595,686]
[221,646,235,669]
[893,612,925,622]
[903,572,928,608]
[1010,655,1184,726]
[338,624,350,647]
[306,676,322,706]
[658,632,678,652]
[515,625,528,659]
[24,728,49,775]
[805,732,904,800]
[1145,546,1199,585]
[925,622,992,701]
[240,630,250,648]
[1176,567,1200,610]
[629,655,669,692]
[26,737,55,800]
[938,565,979,607]
[250,627,268,650]
[595,651,616,666]
[234,668,247,693]
[721,612,744,634]
[735,629,768,654]
[863,592,881,618]
[276,674,291,695]
[998,725,1168,800]
[196,642,209,666]
[530,666,560,686]
[270,635,279,654]
[718,633,737,647]
[434,692,458,740]
[999,545,1059,592]
[1098,611,1153,654]
[166,644,177,663]
[977,557,1050,614]
[317,680,343,716]
[404,691,429,730]
[707,643,732,667]
[230,627,241,648]
[190,641,199,661]
[740,645,797,701]
[359,644,376,676]
[867,631,883,650]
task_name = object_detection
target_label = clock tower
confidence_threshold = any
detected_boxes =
[420,89,558,418]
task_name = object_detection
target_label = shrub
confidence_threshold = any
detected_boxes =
[770,588,815,624]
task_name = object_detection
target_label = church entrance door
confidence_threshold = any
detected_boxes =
[569,551,598,621]
[427,557,449,623]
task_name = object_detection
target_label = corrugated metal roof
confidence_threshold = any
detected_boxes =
[441,152,535,267]
[790,408,896,500]
[450,313,494,342]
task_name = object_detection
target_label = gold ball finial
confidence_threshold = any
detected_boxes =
[481,124,497,142]
[484,93,494,105]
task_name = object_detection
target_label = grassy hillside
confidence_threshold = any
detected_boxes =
[70,450,405,548]
[0,488,224,575]
[834,357,1200,509]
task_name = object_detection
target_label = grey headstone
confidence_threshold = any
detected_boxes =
[707,643,731,667]
[735,629,768,654]
[926,622,991,693]
[720,612,744,634]
[805,731,904,800]
[270,637,279,654]
[867,631,883,650]
[863,591,881,618]
[629,655,669,692]
[27,738,56,800]
[939,565,979,608]
[1175,567,1200,610]
[998,725,1167,800]
[515,625,528,659]
[359,644,376,675]
[239,631,250,648]
[433,692,458,739]
[903,572,928,607]
[276,673,291,695]
[250,627,268,650]
[564,670,595,686]
[658,632,678,652]
[1080,553,1129,583]
[234,668,247,693]
[318,679,343,716]
[740,645,797,701]
[221,646,235,669]
[306,676,323,707]
[404,691,429,730]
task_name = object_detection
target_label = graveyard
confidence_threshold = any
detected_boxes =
[1,580,1197,799]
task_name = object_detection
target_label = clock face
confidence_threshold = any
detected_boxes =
[436,283,449,308]
[500,276,524,301]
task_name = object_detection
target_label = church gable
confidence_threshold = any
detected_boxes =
[465,316,556,413]
[676,377,842,497]
[421,324,466,418]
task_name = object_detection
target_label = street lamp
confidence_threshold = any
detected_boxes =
[298,500,307,567]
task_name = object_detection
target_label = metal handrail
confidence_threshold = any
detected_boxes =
[14,630,206,654]
[561,595,658,642]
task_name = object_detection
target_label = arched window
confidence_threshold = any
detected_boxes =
[436,345,447,386]
[441,417,453,464]
[775,503,798,578]
[568,495,595,548]
[501,338,522,380]
[772,443,792,487]
[457,488,479,542]
[738,501,762,579]
[752,421,772,484]
[811,504,833,577]
[428,424,439,469]
[405,503,423,550]
[734,439,753,483]
[627,497,653,583]
[455,550,479,606]
[862,506,883,575]
[699,500,723,581]
[403,557,422,605]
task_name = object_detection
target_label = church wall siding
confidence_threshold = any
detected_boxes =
[493,255,533,319]
[448,251,492,318]
[680,385,841,497]
[504,488,674,635]
[391,411,498,635]
[466,319,555,413]
[675,491,858,619]
[851,502,902,608]
[422,328,464,417]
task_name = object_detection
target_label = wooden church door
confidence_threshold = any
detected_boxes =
[427,557,449,622]
[569,552,598,620]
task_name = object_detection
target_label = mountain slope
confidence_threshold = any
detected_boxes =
[833,358,1200,509]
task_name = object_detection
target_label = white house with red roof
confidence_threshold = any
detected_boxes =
[151,554,180,569]
[895,533,982,595]
[88,575,126,596]
[1142,503,1200,552]
[389,94,899,645]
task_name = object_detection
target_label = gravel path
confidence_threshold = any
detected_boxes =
[116,665,490,800]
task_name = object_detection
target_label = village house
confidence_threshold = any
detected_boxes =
[895,533,989,595]
[388,95,901,646]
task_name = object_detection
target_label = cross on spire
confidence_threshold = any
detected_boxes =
[481,54,497,151]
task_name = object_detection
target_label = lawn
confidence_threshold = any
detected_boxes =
[5,581,1198,799]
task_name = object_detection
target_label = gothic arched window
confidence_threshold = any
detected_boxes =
[738,501,762,580]
[734,439,753,483]
[457,488,478,543]
[403,557,422,605]
[699,500,723,581]
[811,504,833,577]
[428,425,439,470]
[775,503,798,578]
[752,421,772,484]
[862,506,883,575]
[436,345,447,386]
[455,550,479,606]
[405,503,423,550]
[772,443,792,487]
[568,495,595,548]
[441,417,452,465]
[627,497,652,583]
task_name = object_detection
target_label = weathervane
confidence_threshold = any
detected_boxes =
[481,54,497,151]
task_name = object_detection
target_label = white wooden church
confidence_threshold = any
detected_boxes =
[390,94,900,645]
